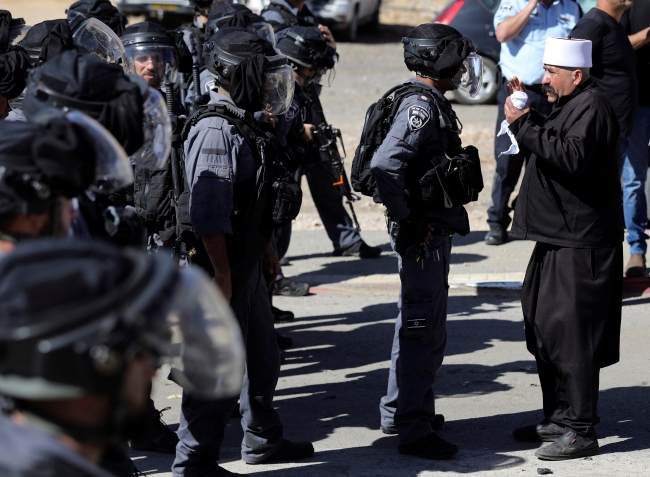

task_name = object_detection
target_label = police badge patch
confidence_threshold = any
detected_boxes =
[408,105,431,132]
[285,101,298,120]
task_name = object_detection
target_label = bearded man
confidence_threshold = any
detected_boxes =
[504,37,623,461]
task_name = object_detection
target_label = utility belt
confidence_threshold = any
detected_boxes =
[387,212,453,256]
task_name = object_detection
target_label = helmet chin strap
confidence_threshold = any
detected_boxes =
[292,64,316,85]
[416,69,457,90]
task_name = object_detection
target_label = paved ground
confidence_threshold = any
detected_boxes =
[135,230,650,477]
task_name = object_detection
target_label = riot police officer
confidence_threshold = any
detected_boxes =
[0,110,132,255]
[372,23,483,459]
[172,27,312,477]
[0,238,244,476]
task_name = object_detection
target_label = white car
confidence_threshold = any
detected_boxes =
[115,0,194,19]
[306,0,381,41]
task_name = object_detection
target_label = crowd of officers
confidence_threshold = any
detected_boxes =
[0,0,631,474]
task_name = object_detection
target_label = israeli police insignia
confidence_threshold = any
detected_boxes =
[408,105,430,132]
[285,101,299,120]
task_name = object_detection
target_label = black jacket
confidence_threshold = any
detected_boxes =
[509,80,624,248]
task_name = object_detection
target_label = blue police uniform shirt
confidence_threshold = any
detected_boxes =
[370,78,469,233]
[184,90,257,238]
[494,0,580,85]
[275,79,305,147]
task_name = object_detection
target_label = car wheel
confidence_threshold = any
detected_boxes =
[342,7,359,42]
[454,56,499,105]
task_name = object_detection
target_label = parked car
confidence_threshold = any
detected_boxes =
[437,0,594,105]
[307,0,381,42]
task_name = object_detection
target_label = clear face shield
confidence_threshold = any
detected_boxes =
[72,18,126,65]
[129,87,172,170]
[64,110,134,193]
[453,52,483,98]
[262,65,294,115]
[147,267,245,400]
[248,22,276,47]
[123,44,179,89]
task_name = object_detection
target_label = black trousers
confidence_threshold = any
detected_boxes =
[521,242,623,436]
[488,84,554,229]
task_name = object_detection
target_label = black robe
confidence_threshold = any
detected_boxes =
[509,80,624,369]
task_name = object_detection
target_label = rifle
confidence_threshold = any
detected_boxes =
[312,123,362,231]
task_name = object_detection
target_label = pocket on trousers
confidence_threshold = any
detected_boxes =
[402,299,433,338]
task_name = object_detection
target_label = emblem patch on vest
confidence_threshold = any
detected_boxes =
[408,105,430,132]
[285,101,299,120]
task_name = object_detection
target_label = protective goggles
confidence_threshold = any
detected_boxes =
[129,87,172,170]
[72,17,126,65]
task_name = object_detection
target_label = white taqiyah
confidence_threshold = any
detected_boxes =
[542,37,593,68]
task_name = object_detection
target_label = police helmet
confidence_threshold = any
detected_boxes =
[66,0,128,36]
[206,3,275,46]
[206,27,294,114]
[24,51,145,156]
[0,111,128,226]
[275,26,337,86]
[121,22,180,89]
[402,23,483,97]
[7,17,31,47]
[0,239,244,404]
[17,19,74,67]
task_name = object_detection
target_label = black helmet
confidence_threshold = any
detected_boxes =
[206,27,294,114]
[275,26,337,86]
[205,3,275,47]
[24,50,149,156]
[190,0,231,14]
[17,19,74,67]
[66,0,128,36]
[402,23,483,97]
[0,112,118,223]
[0,239,244,434]
[0,12,30,101]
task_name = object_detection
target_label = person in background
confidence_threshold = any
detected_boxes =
[486,0,580,245]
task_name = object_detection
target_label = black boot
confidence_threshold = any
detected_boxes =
[381,414,445,435]
[333,240,382,259]
[484,226,507,246]
[535,429,599,460]
[248,439,314,464]
[130,406,179,454]
[512,420,565,442]
[397,432,458,460]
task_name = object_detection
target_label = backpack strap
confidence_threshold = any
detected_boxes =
[386,83,461,133]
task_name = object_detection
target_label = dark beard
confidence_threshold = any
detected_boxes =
[541,84,556,95]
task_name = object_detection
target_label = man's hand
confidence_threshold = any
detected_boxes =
[421,223,435,246]
[318,24,336,50]
[505,96,530,123]
[260,111,278,127]
[303,123,316,142]
[202,233,232,302]
[262,243,280,285]
[506,76,527,94]
[629,26,650,50]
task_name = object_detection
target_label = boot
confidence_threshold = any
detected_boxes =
[535,429,599,460]
[624,254,646,277]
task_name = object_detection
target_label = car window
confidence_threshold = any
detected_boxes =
[577,0,596,13]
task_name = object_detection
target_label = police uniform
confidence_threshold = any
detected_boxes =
[173,90,284,474]
[489,0,580,234]
[372,78,469,445]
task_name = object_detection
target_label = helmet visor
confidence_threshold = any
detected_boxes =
[262,65,294,115]
[129,87,172,170]
[64,110,133,193]
[454,52,483,98]
[72,18,126,65]
[248,22,276,47]
[123,45,179,89]
[150,267,245,400]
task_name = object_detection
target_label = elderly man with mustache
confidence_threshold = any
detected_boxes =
[503,36,624,461]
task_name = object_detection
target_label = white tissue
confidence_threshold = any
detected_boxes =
[497,120,519,156]
[511,91,528,110]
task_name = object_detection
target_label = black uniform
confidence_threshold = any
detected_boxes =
[508,79,624,436]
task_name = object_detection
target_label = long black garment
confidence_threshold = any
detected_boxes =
[521,242,622,435]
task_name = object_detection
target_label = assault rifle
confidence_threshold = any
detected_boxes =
[312,123,361,231]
